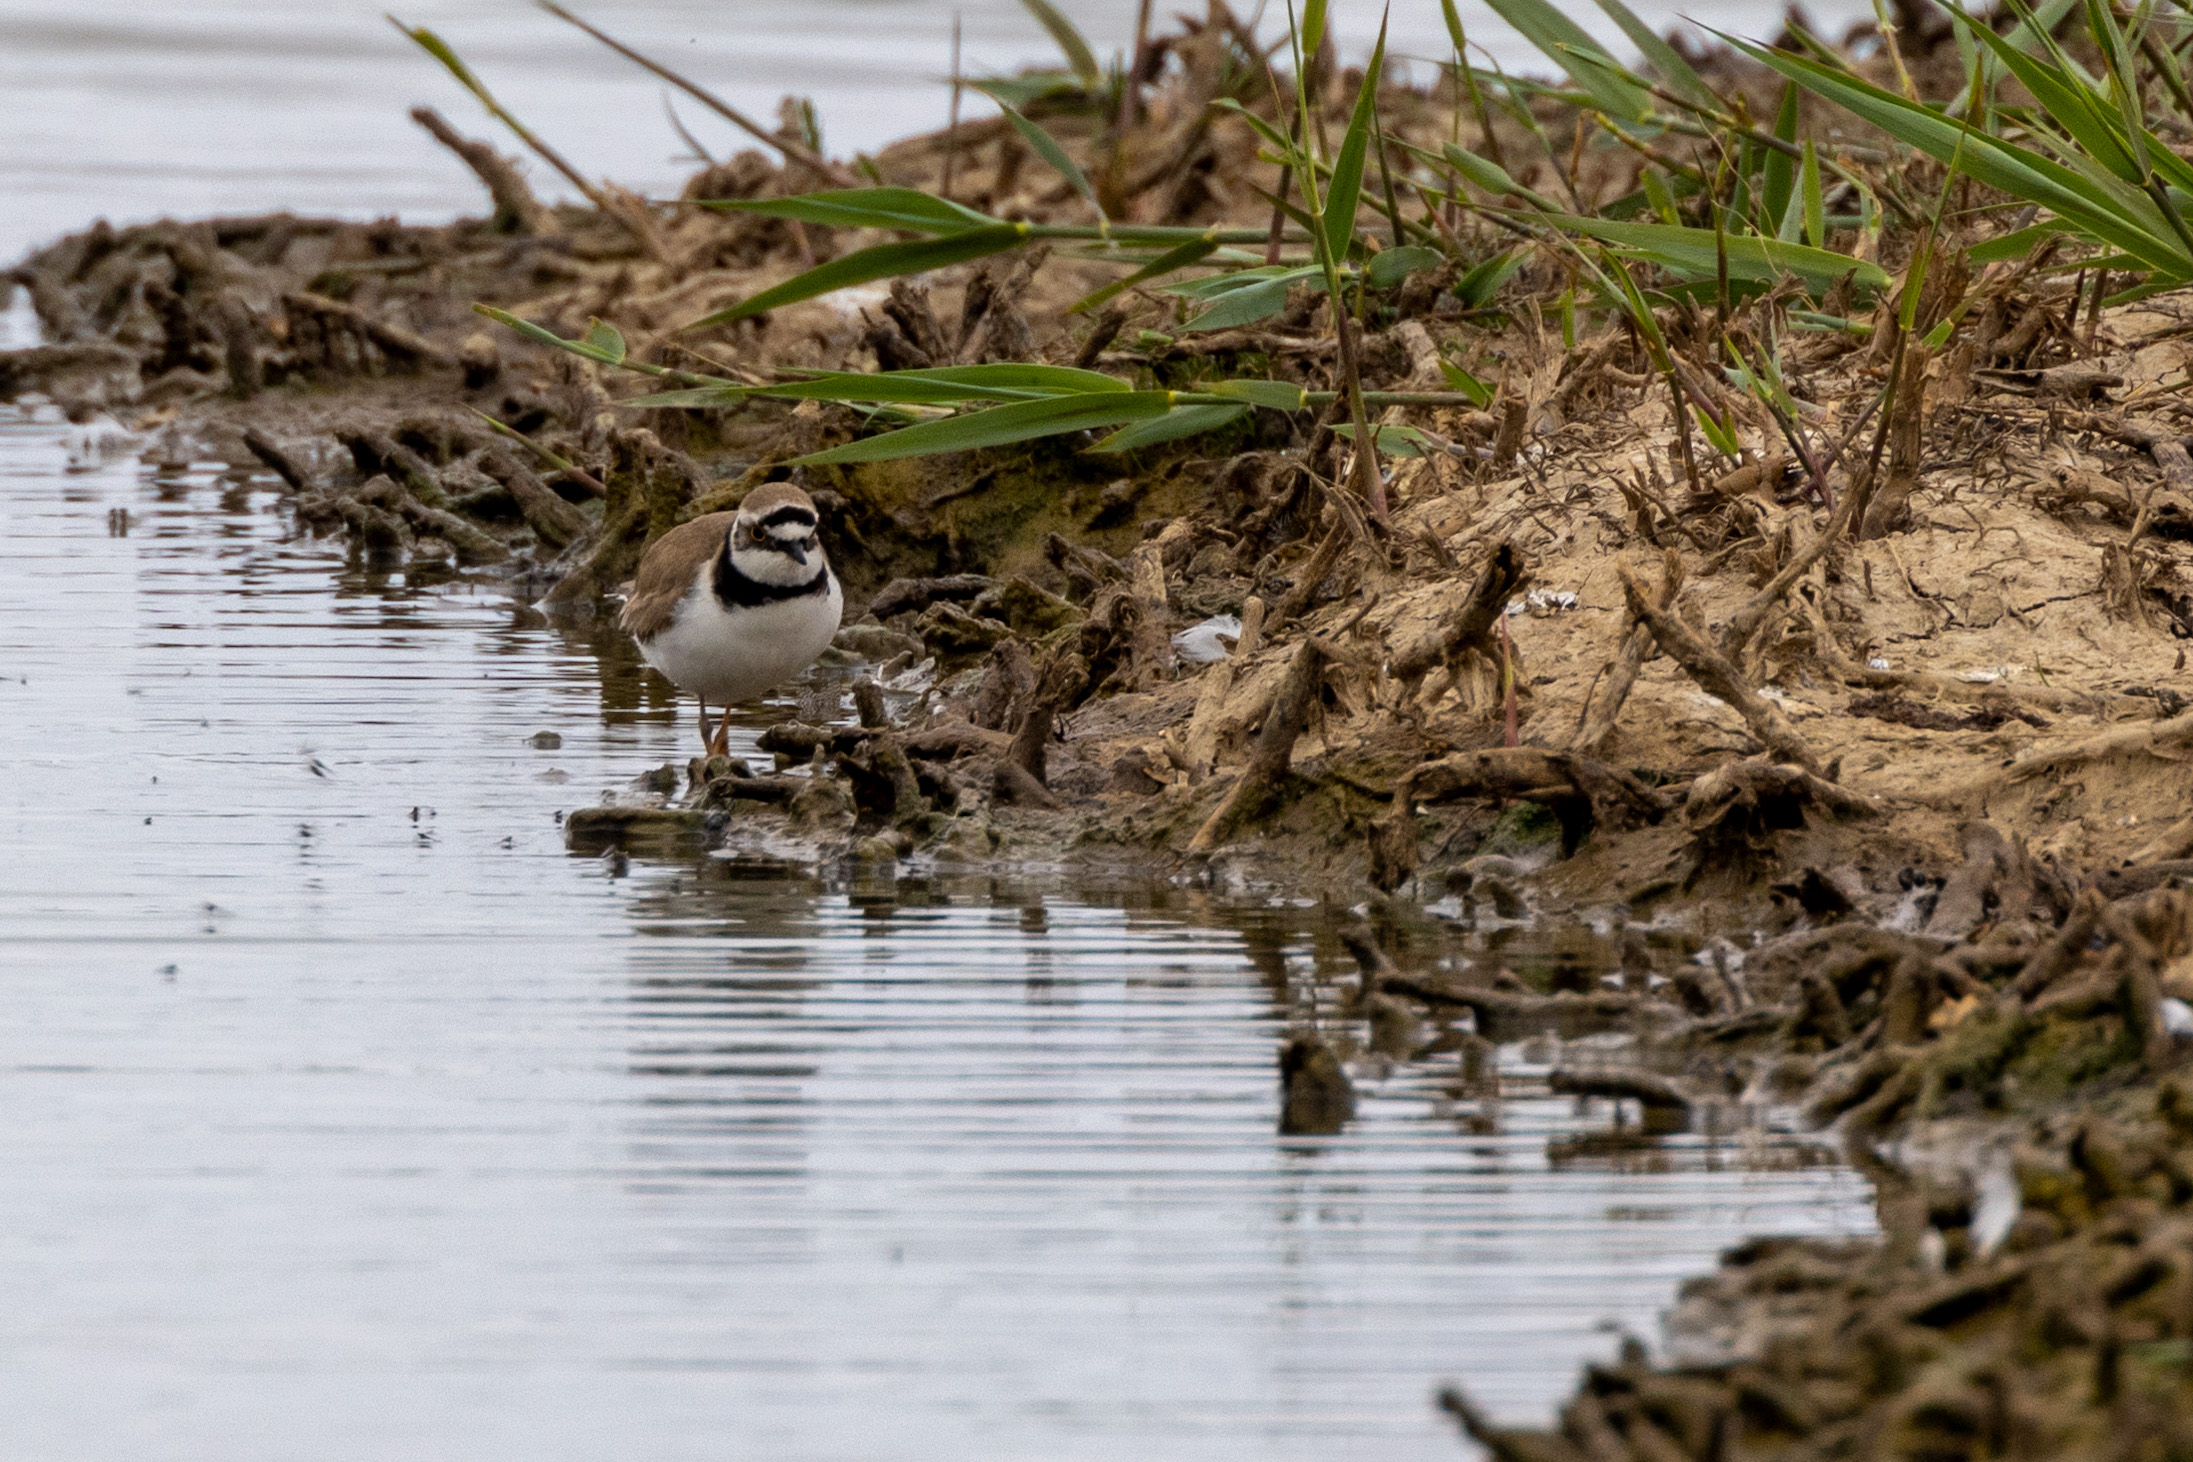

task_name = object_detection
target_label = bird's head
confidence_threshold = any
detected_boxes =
[728,483,826,585]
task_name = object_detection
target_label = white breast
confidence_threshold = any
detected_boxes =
[638,561,844,706]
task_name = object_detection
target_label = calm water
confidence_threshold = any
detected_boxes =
[0,0,1880,261]
[0,283,1870,1459]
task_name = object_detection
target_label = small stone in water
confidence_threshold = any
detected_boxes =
[529,730,562,749]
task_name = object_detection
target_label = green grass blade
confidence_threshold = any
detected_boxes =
[1441,143,1561,211]
[1440,0,1470,57]
[683,363,1132,407]
[880,364,1131,394]
[1167,263,1320,301]
[1323,21,1389,265]
[1455,248,1528,308]
[1483,0,1652,120]
[685,225,1030,329]
[987,94,1104,219]
[1725,34,2193,274]
[1301,0,1332,62]
[1586,0,1720,109]
[1331,423,1434,457]
[1763,82,1799,228]
[1548,214,1891,295]
[1777,186,1806,242]
[1017,0,1100,89]
[1694,406,1740,457]
[1950,7,2140,183]
[625,386,745,408]
[1210,98,1301,158]
[1439,360,1496,404]
[1367,244,1444,287]
[700,187,999,235]
[1802,140,1825,246]
[1204,379,1310,408]
[476,305,629,365]
[1966,217,2076,261]
[582,319,627,365]
[1092,404,1249,452]
[1181,272,1300,330]
[1069,237,1220,314]
[793,391,1175,464]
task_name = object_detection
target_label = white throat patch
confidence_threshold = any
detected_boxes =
[730,540,817,587]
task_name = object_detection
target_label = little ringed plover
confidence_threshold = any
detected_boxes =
[620,482,843,756]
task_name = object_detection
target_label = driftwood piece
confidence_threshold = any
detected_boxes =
[1571,550,1682,754]
[1917,708,2193,806]
[1005,650,1088,789]
[1401,747,1668,827]
[2009,887,2106,1002]
[1180,596,1266,776]
[1370,745,1667,891]
[241,428,316,492]
[1389,539,1526,685]
[1186,638,1325,855]
[759,717,1009,762]
[992,757,1062,809]
[1272,524,1348,626]
[481,449,592,548]
[1278,1035,1355,1135]
[1379,970,1683,1042]
[1619,567,1823,774]
[1720,484,1866,661]
[869,574,998,621]
[1925,822,2020,940]
[2129,812,2193,865]
[284,292,458,369]
[2105,904,2177,1071]
[1547,1065,1693,1118]
[1682,758,1878,841]
[409,107,560,236]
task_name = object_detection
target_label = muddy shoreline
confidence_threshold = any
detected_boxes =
[9,9,2193,1451]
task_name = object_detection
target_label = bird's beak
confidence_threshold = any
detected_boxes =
[783,540,809,566]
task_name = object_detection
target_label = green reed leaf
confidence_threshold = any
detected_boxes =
[793,391,1176,464]
[1366,244,1445,288]
[1182,273,1299,330]
[1483,0,1653,121]
[1069,237,1220,314]
[582,319,626,366]
[1205,378,1310,409]
[1323,21,1389,265]
[1801,140,1825,247]
[1762,83,1800,229]
[476,305,630,365]
[1585,0,1720,109]
[1549,214,1890,296]
[1454,248,1528,308]
[1017,0,1101,89]
[686,225,1031,329]
[1438,360,1497,405]
[1092,404,1250,452]
[988,95,1103,218]
[699,187,1000,235]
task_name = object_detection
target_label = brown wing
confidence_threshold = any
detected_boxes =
[619,513,734,641]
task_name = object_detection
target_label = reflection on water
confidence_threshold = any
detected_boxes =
[0,382,1871,1460]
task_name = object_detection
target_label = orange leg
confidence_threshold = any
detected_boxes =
[706,704,734,759]
[695,697,712,750]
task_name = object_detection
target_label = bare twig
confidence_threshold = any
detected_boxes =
[537,2,858,186]
[1620,567,1824,774]
[1187,639,1326,855]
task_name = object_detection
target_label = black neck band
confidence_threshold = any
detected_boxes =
[714,539,829,608]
